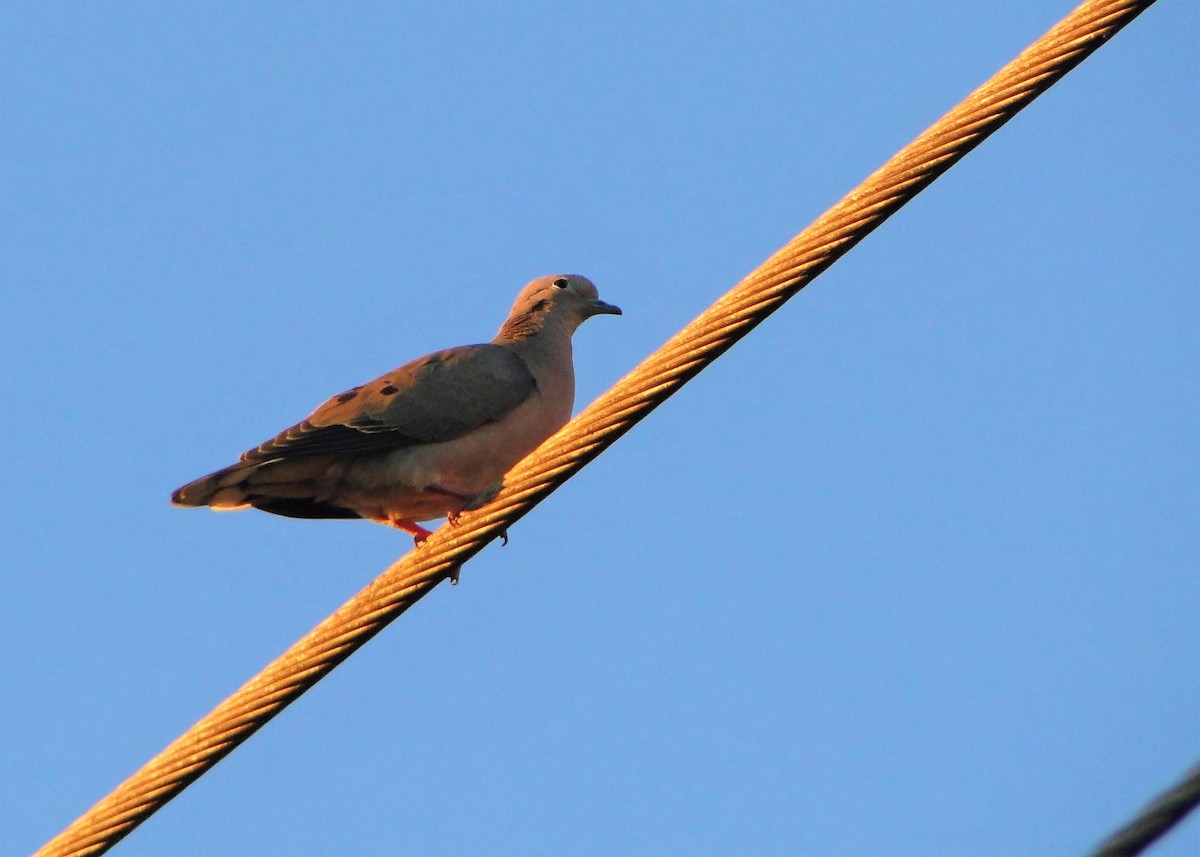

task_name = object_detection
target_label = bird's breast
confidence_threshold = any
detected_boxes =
[412,381,572,494]
[341,380,573,517]
[336,346,576,522]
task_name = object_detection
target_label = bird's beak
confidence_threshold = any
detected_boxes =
[587,299,623,317]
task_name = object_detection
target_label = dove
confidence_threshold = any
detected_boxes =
[172,274,621,543]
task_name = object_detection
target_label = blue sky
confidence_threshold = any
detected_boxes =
[3,2,1196,855]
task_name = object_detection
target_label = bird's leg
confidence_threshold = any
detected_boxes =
[426,484,509,546]
[384,516,434,546]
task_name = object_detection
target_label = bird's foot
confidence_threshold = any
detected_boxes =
[444,509,508,548]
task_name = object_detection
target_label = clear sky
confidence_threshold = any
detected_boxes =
[3,2,1196,855]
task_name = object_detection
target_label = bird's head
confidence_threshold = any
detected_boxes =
[499,274,622,339]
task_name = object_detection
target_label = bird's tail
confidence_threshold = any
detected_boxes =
[171,461,262,509]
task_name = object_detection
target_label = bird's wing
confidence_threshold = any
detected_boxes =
[241,344,536,462]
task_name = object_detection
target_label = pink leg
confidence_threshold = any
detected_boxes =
[383,517,434,546]
[382,485,508,551]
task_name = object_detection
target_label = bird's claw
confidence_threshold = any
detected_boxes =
[448,511,508,544]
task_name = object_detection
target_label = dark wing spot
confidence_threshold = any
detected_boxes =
[347,415,395,433]
[336,386,362,404]
[379,384,398,395]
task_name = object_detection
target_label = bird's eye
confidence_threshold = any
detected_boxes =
[552,277,569,289]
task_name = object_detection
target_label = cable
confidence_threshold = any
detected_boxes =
[34,2,1158,854]
[1088,762,1200,857]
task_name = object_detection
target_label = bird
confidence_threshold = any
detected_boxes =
[172,274,621,544]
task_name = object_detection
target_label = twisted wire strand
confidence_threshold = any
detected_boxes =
[35,2,1157,855]
[1088,762,1200,857]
